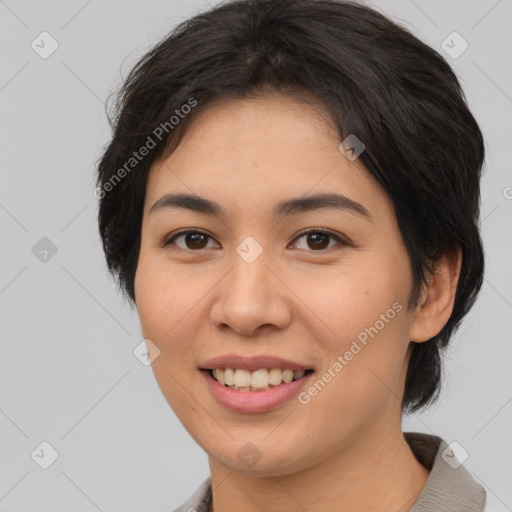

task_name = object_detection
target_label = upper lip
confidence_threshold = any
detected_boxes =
[200,354,313,372]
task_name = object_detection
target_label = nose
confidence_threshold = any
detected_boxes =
[210,250,292,337]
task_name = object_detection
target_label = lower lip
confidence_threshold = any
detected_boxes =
[200,369,314,413]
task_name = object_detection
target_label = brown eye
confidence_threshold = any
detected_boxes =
[164,231,217,250]
[183,232,208,249]
[291,230,346,251]
[306,232,330,250]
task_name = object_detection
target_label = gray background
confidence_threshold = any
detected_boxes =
[1,0,511,510]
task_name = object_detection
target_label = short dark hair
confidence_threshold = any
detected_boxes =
[95,0,485,413]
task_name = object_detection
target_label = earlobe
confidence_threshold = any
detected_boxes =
[409,246,462,343]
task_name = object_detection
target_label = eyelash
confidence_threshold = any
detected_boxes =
[161,228,349,252]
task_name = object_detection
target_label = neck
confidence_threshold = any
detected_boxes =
[208,416,430,512]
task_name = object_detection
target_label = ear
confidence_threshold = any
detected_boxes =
[409,246,462,342]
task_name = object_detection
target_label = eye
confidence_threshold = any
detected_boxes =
[161,228,348,252]
[289,229,348,251]
[163,230,219,250]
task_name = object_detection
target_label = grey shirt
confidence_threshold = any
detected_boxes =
[172,433,487,512]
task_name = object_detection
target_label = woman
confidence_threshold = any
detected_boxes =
[95,0,487,510]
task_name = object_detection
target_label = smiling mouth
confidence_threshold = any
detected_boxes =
[204,367,314,392]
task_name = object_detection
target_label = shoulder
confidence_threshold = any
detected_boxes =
[171,477,212,512]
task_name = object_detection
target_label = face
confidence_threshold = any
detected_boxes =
[134,93,421,477]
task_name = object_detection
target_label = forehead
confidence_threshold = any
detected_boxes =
[144,94,392,222]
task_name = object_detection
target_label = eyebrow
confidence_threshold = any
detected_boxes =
[149,192,371,220]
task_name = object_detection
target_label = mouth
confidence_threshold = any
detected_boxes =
[201,367,315,392]
[198,354,316,412]
[200,365,315,413]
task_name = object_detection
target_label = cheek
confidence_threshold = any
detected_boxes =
[289,253,409,343]
[135,250,204,340]
[290,257,411,411]
[134,254,209,417]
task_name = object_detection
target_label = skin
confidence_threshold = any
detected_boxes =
[134,92,462,512]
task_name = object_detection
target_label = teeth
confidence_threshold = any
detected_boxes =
[210,367,308,391]
[251,369,269,387]
[212,368,225,385]
[224,368,235,386]
[269,368,283,385]
[282,369,294,383]
[234,369,252,387]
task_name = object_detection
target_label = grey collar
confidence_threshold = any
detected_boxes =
[406,433,486,511]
